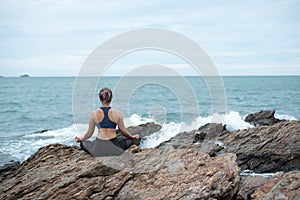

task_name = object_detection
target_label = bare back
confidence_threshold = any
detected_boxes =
[94,108,121,140]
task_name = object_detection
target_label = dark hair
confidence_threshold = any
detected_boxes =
[99,87,113,104]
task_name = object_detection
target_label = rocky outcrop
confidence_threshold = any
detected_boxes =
[0,144,241,200]
[245,110,282,126]
[118,149,240,200]
[158,123,227,150]
[159,120,300,173]
[220,120,300,173]
[251,171,300,199]
[117,122,162,138]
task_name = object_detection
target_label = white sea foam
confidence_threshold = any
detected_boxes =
[275,113,297,121]
[240,170,275,178]
[0,124,88,162]
[140,111,254,148]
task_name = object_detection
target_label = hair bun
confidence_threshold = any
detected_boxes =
[99,88,113,104]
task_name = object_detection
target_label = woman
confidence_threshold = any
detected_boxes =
[75,87,140,156]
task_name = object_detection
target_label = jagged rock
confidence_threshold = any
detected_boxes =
[0,144,241,200]
[117,122,162,138]
[245,110,282,126]
[158,119,299,173]
[251,171,300,200]
[219,120,300,173]
[158,123,227,149]
[194,123,227,141]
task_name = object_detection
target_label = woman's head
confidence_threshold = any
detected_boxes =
[99,87,113,105]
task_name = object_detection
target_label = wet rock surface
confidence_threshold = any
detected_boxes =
[220,120,300,173]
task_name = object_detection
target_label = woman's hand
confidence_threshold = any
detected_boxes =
[131,134,140,140]
[74,136,82,143]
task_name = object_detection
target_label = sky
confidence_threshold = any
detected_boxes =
[0,0,300,76]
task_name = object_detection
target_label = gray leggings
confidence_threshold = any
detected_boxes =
[80,137,139,157]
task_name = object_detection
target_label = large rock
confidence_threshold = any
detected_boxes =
[118,149,240,200]
[117,122,162,138]
[158,120,300,173]
[0,144,241,200]
[245,110,282,126]
[251,171,300,200]
[219,120,300,173]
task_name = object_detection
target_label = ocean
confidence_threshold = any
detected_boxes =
[0,76,299,166]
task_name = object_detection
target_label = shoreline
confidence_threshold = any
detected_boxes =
[1,110,299,199]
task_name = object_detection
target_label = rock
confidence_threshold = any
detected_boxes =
[117,122,162,138]
[19,74,30,78]
[32,129,52,134]
[219,120,300,173]
[0,144,241,200]
[0,160,20,183]
[193,123,227,141]
[158,123,227,149]
[251,171,300,200]
[245,110,282,126]
[0,144,134,200]
[118,149,240,200]
[237,175,272,200]
[158,119,299,173]
[157,131,194,149]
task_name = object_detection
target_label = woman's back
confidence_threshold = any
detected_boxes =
[94,107,120,140]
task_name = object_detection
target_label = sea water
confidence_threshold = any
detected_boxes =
[0,76,299,166]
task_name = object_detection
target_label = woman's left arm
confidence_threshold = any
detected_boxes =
[75,112,95,142]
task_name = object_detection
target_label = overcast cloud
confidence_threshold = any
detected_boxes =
[0,0,299,76]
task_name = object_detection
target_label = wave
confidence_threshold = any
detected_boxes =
[0,111,297,165]
[275,114,297,121]
[139,111,255,148]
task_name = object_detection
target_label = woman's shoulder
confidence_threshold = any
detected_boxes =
[110,108,122,117]
[110,108,121,113]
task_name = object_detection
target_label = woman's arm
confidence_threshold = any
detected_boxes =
[75,112,95,142]
[117,112,139,139]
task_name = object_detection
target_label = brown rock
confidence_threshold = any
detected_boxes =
[219,120,300,173]
[251,171,300,200]
[238,175,272,200]
[118,148,241,200]
[0,144,241,200]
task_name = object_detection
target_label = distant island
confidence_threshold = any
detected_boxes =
[19,74,30,78]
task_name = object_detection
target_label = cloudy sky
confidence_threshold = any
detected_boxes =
[0,0,299,76]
